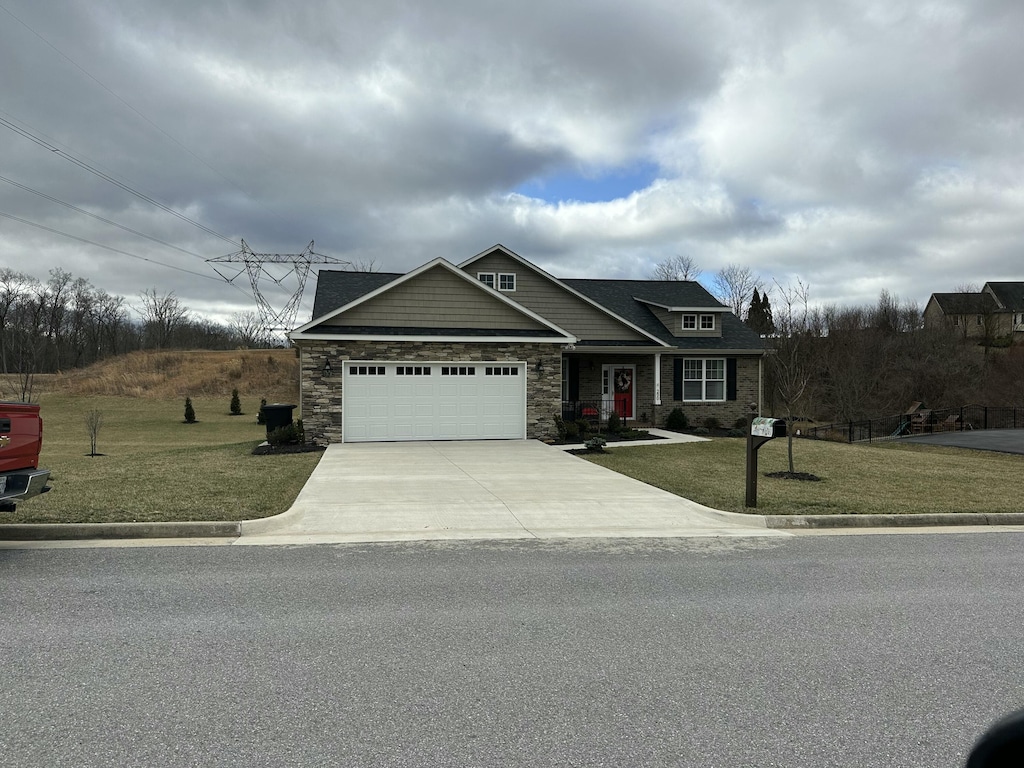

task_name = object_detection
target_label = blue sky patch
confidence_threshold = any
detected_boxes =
[514,162,659,204]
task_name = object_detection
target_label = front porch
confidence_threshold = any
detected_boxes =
[560,351,762,430]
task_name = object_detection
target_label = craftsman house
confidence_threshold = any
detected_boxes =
[290,245,765,443]
[924,282,1024,343]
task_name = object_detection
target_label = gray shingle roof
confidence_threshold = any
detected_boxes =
[563,279,764,350]
[985,282,1024,311]
[931,292,999,315]
[311,270,402,319]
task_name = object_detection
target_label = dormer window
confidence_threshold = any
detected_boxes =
[498,273,516,292]
[682,314,697,330]
[477,272,496,288]
[700,314,715,330]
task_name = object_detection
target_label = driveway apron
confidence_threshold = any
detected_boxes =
[241,440,786,543]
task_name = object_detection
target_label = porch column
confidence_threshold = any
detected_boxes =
[654,353,662,405]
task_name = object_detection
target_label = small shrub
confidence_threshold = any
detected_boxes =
[295,419,306,445]
[703,416,721,431]
[564,420,580,440]
[727,428,746,438]
[692,427,710,435]
[607,412,622,434]
[575,419,590,437]
[665,407,688,431]
[230,388,243,416]
[267,423,299,446]
[584,436,607,451]
[733,415,749,429]
[183,397,196,424]
[257,398,267,425]
[554,414,567,441]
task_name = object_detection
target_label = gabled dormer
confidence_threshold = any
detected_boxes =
[633,299,727,339]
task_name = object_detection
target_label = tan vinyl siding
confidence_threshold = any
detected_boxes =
[319,266,548,331]
[648,306,722,338]
[468,251,649,342]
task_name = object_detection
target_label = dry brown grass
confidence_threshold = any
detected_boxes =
[2,349,300,402]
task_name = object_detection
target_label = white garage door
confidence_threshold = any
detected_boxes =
[342,362,526,442]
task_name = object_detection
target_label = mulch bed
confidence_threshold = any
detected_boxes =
[251,442,326,456]
[764,471,822,482]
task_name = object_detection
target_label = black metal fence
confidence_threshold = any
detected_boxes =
[802,405,1024,444]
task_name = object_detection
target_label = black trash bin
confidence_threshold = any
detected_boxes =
[261,403,297,438]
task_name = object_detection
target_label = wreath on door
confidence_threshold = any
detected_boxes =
[615,370,632,393]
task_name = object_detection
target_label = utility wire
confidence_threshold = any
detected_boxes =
[0,173,209,260]
[0,115,241,247]
[0,2,291,240]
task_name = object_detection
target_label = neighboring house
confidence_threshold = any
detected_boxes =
[290,245,765,444]
[923,283,1024,342]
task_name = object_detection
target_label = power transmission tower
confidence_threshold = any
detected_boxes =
[208,240,349,341]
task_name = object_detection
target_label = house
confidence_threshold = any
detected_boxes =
[923,283,1024,342]
[290,245,765,443]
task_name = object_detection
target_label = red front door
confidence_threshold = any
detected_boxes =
[613,367,633,418]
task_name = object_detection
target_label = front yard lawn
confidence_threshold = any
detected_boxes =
[582,437,1024,515]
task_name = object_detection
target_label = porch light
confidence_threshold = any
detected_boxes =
[322,359,333,377]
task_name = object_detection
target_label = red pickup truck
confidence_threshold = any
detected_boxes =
[0,402,51,512]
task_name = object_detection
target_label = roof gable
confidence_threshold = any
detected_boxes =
[293,258,575,342]
[984,282,1024,311]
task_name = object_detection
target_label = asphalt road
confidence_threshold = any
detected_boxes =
[2,534,1022,767]
[902,427,1024,455]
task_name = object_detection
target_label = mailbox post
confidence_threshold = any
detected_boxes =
[746,417,787,508]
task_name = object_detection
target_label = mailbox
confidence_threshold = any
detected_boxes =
[751,417,787,439]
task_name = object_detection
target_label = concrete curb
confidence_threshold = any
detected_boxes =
[763,512,1024,529]
[0,521,241,541]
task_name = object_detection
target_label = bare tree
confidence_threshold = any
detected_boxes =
[349,259,380,273]
[230,310,273,348]
[651,255,701,281]
[136,289,189,348]
[712,264,757,318]
[768,279,813,474]
[85,409,103,457]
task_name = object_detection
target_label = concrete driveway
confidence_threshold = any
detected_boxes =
[241,440,786,544]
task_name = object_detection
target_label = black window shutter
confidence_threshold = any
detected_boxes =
[673,358,683,401]
[726,358,737,401]
[568,357,580,400]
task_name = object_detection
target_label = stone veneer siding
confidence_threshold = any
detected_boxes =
[570,353,762,427]
[296,340,563,444]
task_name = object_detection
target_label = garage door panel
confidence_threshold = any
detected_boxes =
[343,361,525,442]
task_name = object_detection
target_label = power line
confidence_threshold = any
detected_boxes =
[0,208,224,282]
[0,115,241,247]
[0,173,209,260]
[0,2,289,235]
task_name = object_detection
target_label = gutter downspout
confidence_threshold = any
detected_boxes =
[654,353,662,406]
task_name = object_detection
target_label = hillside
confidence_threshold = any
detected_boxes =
[4,349,300,402]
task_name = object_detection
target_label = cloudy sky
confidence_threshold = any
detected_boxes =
[2,0,1022,327]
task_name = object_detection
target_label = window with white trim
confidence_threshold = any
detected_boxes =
[477,273,495,288]
[683,358,725,401]
[395,366,431,376]
[441,366,476,376]
[349,365,385,375]
[498,273,516,291]
[682,314,697,330]
[700,314,715,330]
[485,366,518,376]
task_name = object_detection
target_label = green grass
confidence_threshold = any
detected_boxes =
[3,394,321,524]
[583,437,1024,515]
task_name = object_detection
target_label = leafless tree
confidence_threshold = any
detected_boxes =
[230,310,273,348]
[768,279,813,474]
[349,259,381,273]
[712,264,758,318]
[136,289,189,348]
[651,255,701,281]
[85,409,103,457]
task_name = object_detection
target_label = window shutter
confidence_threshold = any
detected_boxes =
[568,357,580,400]
[673,358,683,401]
[726,358,737,401]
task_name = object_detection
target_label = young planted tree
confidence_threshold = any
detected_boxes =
[184,397,197,424]
[85,409,103,457]
[769,280,813,475]
[230,388,243,416]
